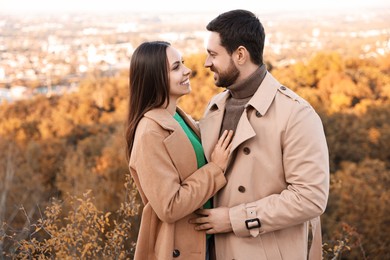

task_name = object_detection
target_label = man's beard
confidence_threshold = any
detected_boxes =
[213,59,240,88]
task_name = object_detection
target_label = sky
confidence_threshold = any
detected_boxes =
[1,0,389,14]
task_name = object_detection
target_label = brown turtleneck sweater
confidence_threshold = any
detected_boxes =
[219,64,267,136]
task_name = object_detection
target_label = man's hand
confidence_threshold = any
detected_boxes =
[189,207,233,234]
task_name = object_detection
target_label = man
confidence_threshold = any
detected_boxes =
[190,10,329,260]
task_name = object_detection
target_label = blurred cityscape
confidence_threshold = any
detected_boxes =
[0,7,389,102]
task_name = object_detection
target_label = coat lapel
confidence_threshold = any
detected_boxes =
[177,107,200,137]
[230,111,256,152]
[199,92,229,162]
[144,108,198,181]
[199,109,223,162]
[230,73,279,152]
[200,90,257,161]
[163,129,197,181]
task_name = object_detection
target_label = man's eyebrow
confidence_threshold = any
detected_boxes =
[207,49,217,55]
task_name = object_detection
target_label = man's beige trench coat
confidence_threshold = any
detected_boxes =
[129,108,227,260]
[200,72,330,260]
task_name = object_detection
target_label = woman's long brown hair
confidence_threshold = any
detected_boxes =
[126,41,171,160]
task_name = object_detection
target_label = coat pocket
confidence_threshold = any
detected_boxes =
[174,215,203,254]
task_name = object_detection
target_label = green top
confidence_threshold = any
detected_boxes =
[173,112,212,239]
[174,112,206,168]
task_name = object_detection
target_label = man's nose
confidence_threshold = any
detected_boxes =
[204,59,211,68]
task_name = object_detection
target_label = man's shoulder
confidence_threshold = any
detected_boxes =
[276,85,311,107]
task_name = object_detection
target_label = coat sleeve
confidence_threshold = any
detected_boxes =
[229,105,329,237]
[132,128,227,224]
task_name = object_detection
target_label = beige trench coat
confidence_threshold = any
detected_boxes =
[129,108,227,260]
[200,72,329,260]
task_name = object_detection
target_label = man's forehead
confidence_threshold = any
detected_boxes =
[207,32,221,43]
[206,32,223,50]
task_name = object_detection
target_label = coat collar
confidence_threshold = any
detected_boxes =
[207,72,280,116]
[208,90,230,112]
[144,106,200,137]
[144,108,176,131]
[246,72,280,117]
[200,72,281,161]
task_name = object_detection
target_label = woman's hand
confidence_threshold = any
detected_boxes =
[210,130,233,171]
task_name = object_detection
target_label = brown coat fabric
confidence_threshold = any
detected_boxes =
[200,72,330,260]
[129,107,227,260]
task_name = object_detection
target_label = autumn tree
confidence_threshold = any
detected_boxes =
[322,159,390,259]
[1,50,390,259]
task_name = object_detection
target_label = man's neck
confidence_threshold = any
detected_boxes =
[236,63,261,82]
[227,64,266,99]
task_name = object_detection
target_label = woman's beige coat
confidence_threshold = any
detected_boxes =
[199,72,329,260]
[129,108,226,260]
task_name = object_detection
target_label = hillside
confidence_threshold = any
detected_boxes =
[1,52,390,259]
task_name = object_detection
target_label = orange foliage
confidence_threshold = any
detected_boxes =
[1,51,390,259]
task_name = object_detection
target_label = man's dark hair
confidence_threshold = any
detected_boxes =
[206,9,265,65]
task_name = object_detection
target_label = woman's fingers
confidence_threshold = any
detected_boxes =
[210,130,234,171]
[217,130,233,149]
[221,130,233,149]
[217,130,228,146]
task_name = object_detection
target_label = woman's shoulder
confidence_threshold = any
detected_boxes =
[137,115,166,134]
[135,108,174,136]
[132,116,168,155]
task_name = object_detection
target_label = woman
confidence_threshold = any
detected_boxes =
[126,41,233,260]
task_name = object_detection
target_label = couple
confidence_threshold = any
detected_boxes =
[125,10,329,260]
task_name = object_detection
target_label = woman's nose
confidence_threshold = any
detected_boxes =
[184,66,191,76]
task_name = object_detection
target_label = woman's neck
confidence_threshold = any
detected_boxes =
[165,97,177,115]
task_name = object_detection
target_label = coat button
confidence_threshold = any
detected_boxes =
[255,111,262,117]
[238,186,246,193]
[173,249,180,258]
[280,86,287,90]
[243,147,250,155]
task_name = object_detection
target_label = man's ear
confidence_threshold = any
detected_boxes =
[234,46,249,65]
